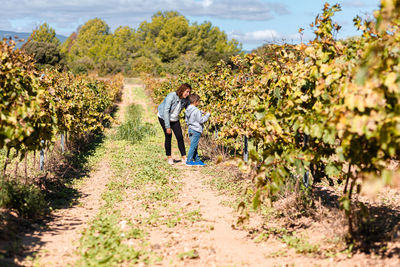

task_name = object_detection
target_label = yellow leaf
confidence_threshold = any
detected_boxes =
[384,72,398,92]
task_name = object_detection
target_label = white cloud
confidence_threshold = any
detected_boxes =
[232,29,279,42]
[202,0,213,8]
[231,29,303,43]
[230,29,306,50]
[0,0,289,34]
[342,1,370,8]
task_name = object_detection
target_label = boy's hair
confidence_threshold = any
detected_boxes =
[176,83,192,98]
[189,93,200,104]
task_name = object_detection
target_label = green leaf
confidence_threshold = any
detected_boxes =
[310,124,323,138]
[339,196,350,213]
[252,190,261,210]
[382,170,392,185]
[322,129,335,144]
[325,162,341,177]
[355,65,368,85]
[274,87,281,98]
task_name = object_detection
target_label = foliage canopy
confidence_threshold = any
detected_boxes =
[60,11,241,75]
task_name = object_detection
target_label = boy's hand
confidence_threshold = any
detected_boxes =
[166,128,172,134]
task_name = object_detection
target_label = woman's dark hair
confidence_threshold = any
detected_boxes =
[176,83,192,98]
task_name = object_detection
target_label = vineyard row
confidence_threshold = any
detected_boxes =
[0,39,123,171]
[143,2,400,236]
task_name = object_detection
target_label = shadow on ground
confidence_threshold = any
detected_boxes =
[0,133,106,266]
[312,186,400,256]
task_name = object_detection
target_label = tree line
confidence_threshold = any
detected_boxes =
[22,11,242,76]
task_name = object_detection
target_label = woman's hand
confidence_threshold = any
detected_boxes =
[166,128,172,134]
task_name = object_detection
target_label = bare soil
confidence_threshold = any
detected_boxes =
[121,159,400,266]
[16,160,111,266]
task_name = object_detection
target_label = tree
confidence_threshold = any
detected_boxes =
[23,23,63,67]
[163,51,211,74]
[155,15,190,62]
[137,11,241,64]
[137,11,182,57]
[190,22,242,64]
[60,32,77,55]
[68,18,110,63]
[23,41,63,67]
[29,23,60,46]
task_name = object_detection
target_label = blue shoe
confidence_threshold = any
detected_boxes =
[194,160,206,166]
[186,161,196,166]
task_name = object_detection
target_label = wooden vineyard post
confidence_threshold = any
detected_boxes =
[61,133,65,153]
[40,140,45,171]
[2,149,10,179]
[302,134,310,188]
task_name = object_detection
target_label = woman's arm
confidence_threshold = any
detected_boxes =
[162,93,174,130]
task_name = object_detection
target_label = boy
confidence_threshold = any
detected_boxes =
[185,93,210,166]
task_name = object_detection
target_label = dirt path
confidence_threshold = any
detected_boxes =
[18,161,111,266]
[147,166,272,266]
[119,78,154,124]
[117,80,275,266]
[17,80,133,266]
[149,165,400,266]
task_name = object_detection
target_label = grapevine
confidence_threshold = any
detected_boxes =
[144,1,400,239]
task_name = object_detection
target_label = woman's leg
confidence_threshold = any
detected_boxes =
[158,117,172,156]
[170,121,186,157]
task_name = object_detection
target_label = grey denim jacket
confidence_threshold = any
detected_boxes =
[157,92,189,129]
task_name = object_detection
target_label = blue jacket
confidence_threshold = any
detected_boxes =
[185,105,210,133]
[157,92,190,129]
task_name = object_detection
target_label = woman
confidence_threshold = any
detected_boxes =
[158,83,191,164]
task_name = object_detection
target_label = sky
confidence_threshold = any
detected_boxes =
[1,0,381,51]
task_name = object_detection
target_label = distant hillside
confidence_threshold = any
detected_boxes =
[0,30,67,48]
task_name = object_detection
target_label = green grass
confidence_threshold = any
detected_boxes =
[124,78,142,85]
[129,82,156,121]
[114,104,156,144]
[201,167,244,195]
[77,210,148,266]
[177,249,199,260]
[280,232,319,254]
[76,133,171,265]
[164,208,203,228]
[75,83,182,266]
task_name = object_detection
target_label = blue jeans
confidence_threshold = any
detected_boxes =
[187,129,201,163]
